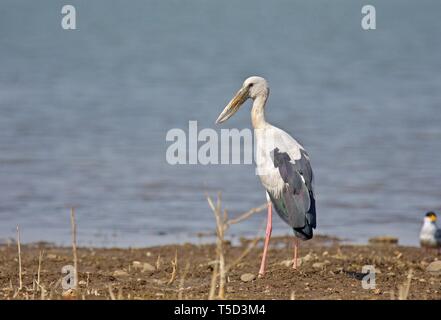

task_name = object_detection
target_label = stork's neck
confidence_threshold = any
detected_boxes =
[251,93,268,129]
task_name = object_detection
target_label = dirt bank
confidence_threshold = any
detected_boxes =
[0,235,440,300]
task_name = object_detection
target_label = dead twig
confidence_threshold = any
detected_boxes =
[108,285,116,300]
[17,225,23,291]
[156,254,162,270]
[36,250,44,292]
[207,194,227,299]
[208,258,219,300]
[178,262,190,300]
[70,208,78,290]
[398,269,413,300]
[167,249,178,285]
[226,204,266,226]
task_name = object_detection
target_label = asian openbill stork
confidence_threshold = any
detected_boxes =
[216,76,317,277]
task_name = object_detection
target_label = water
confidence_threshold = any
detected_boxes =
[1,0,440,247]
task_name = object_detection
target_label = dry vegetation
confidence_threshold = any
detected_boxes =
[0,197,440,300]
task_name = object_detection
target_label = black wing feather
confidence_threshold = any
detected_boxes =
[269,147,316,240]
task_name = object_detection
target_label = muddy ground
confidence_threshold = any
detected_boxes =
[0,235,440,300]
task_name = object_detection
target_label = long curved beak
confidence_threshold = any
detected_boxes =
[215,87,249,124]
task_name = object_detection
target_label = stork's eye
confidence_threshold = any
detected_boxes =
[248,83,254,87]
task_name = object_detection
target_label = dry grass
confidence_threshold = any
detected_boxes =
[398,269,413,300]
[16,225,23,291]
[178,262,190,300]
[167,249,178,285]
[70,208,78,290]
[206,192,266,300]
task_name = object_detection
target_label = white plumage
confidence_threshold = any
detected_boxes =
[255,125,307,198]
[420,212,441,249]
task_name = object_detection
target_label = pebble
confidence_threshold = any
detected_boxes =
[152,279,166,285]
[312,262,326,269]
[132,261,143,270]
[132,261,155,272]
[426,261,441,274]
[312,260,331,270]
[78,280,87,286]
[62,289,76,299]
[240,273,256,282]
[142,263,156,272]
[113,270,129,277]
[301,253,314,263]
[280,259,302,268]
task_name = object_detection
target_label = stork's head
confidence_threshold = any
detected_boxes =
[425,211,437,223]
[216,76,269,124]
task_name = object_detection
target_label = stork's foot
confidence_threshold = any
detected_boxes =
[258,265,265,278]
[292,258,301,270]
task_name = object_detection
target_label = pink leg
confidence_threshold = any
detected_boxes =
[293,238,299,269]
[258,202,272,277]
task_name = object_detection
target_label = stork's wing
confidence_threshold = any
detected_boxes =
[267,147,316,240]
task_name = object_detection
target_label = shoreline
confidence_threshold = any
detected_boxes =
[1,235,440,300]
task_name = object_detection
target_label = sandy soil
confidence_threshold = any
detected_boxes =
[0,235,440,300]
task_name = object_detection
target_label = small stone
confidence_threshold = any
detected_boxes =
[240,273,256,282]
[132,261,142,270]
[280,258,302,268]
[301,253,314,263]
[62,289,76,299]
[426,261,441,274]
[280,259,292,267]
[78,280,87,286]
[113,270,129,277]
[312,262,326,270]
[47,254,57,260]
[142,263,156,273]
[152,279,166,285]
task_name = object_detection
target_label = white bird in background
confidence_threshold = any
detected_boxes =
[216,76,316,277]
[420,211,441,252]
